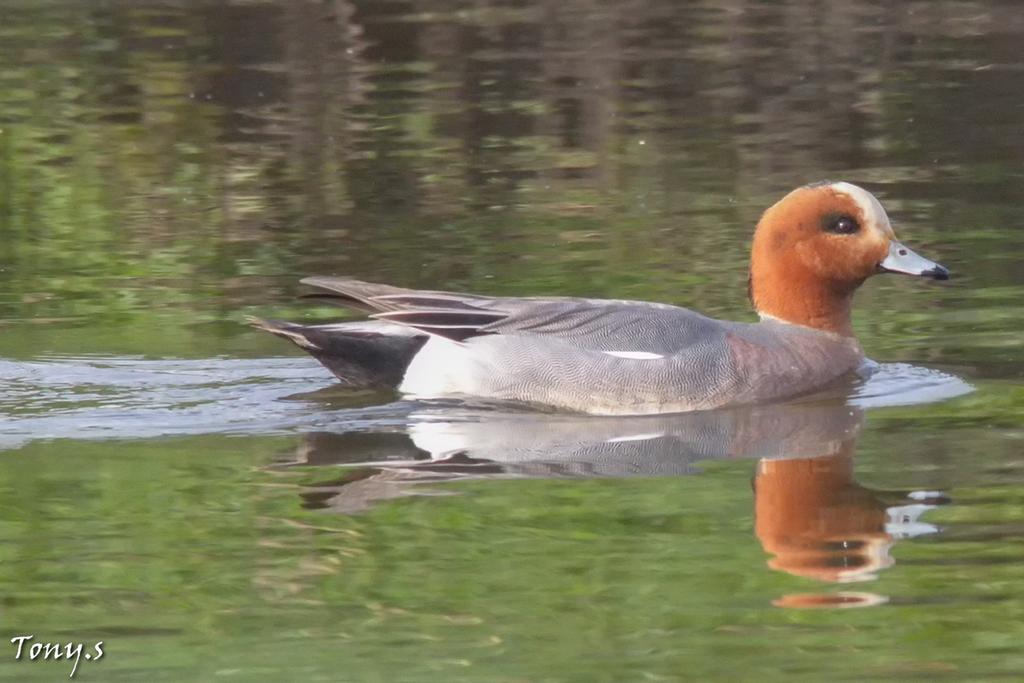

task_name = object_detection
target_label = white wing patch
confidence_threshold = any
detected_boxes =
[605,432,665,443]
[602,351,664,360]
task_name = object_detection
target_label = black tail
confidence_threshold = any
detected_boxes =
[250,318,427,389]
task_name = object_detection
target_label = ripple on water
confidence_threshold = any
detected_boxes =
[0,356,974,451]
[0,356,410,450]
[852,362,975,408]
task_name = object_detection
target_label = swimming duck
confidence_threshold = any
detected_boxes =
[253,181,948,415]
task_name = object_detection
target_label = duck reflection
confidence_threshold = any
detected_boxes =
[755,446,947,585]
[274,400,947,594]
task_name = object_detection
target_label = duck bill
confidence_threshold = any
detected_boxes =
[878,241,949,280]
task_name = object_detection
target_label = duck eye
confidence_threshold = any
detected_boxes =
[822,213,860,235]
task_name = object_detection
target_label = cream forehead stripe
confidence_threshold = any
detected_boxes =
[831,182,895,239]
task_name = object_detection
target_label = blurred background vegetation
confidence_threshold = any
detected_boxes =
[1,0,1021,365]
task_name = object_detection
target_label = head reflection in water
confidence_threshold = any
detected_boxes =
[275,399,947,605]
[756,449,894,582]
[754,445,946,587]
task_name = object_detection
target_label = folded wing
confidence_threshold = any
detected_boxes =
[301,277,722,354]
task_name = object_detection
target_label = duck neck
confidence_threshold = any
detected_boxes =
[749,267,859,337]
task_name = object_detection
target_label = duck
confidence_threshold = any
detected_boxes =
[252,181,949,415]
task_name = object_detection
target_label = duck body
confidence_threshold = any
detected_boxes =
[394,297,866,414]
[259,291,863,414]
[254,181,947,415]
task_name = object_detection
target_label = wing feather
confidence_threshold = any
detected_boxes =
[300,277,718,352]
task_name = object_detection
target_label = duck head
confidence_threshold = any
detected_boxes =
[749,181,948,336]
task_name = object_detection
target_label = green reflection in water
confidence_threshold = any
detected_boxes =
[1,409,1023,682]
[0,0,1022,680]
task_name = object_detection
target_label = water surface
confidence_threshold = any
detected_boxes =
[1,1,1023,681]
